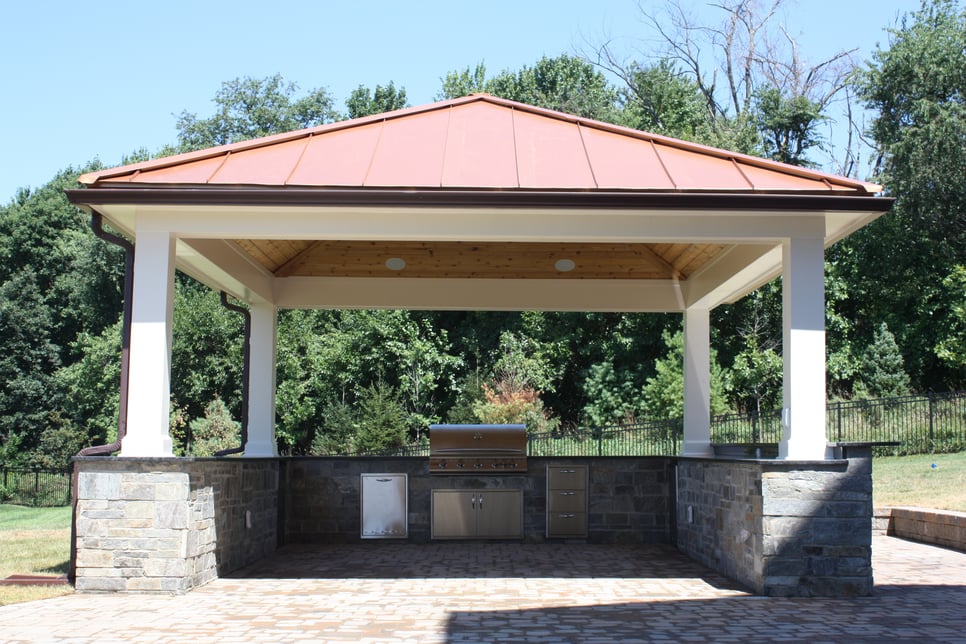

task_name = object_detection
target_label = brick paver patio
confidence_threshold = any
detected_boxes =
[1,535,964,642]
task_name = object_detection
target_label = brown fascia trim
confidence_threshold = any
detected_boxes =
[65,187,895,213]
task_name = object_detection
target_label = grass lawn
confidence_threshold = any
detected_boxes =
[872,451,966,511]
[0,505,73,606]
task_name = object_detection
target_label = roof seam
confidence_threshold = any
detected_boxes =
[438,106,452,188]
[510,107,521,188]
[284,134,315,186]
[576,123,600,189]
[362,120,387,187]
[649,141,678,189]
[207,151,234,184]
[731,158,757,190]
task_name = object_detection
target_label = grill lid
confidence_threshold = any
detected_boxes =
[428,424,527,474]
[429,424,527,455]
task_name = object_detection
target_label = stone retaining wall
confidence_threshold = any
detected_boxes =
[676,447,873,597]
[282,456,673,544]
[877,507,966,552]
[73,458,278,593]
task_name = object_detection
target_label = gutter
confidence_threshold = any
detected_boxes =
[65,188,895,214]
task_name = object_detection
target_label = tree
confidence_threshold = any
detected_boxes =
[170,280,245,424]
[935,266,966,382]
[439,55,620,121]
[593,0,855,164]
[0,269,62,462]
[754,86,826,166]
[846,0,966,388]
[184,398,241,457]
[614,60,714,141]
[472,331,560,433]
[175,74,339,151]
[855,323,911,399]
[641,330,731,420]
[352,382,409,453]
[345,82,409,119]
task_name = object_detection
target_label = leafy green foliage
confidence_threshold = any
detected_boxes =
[439,55,619,121]
[352,382,409,453]
[616,60,712,140]
[5,19,966,464]
[641,330,731,420]
[171,281,245,423]
[936,266,966,379]
[185,398,241,457]
[345,81,409,118]
[846,0,966,388]
[754,87,826,166]
[855,323,911,399]
[175,74,339,151]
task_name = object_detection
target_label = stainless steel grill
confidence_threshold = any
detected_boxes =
[428,424,527,474]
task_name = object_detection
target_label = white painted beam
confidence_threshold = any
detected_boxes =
[114,205,829,243]
[684,244,781,308]
[274,276,687,312]
[177,238,275,303]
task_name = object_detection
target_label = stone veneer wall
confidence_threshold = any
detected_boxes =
[73,458,278,593]
[676,448,873,597]
[282,456,673,544]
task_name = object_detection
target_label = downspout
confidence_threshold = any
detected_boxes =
[71,212,134,584]
[78,212,134,456]
[214,291,251,457]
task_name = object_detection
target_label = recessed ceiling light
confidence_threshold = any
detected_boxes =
[555,258,576,272]
[385,257,406,271]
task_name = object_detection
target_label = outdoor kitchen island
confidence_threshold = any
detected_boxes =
[281,455,674,545]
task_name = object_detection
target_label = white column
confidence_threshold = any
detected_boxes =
[121,229,176,457]
[244,300,278,457]
[779,236,827,460]
[682,307,713,457]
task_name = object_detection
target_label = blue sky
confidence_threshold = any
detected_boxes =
[0,0,926,201]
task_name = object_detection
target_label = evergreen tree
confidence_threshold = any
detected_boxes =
[855,323,911,399]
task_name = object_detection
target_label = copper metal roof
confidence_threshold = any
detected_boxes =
[68,95,891,310]
[77,94,880,194]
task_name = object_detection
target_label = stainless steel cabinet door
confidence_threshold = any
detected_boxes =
[431,490,476,538]
[476,490,523,538]
[361,474,408,538]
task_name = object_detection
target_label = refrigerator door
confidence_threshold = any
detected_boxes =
[360,474,408,539]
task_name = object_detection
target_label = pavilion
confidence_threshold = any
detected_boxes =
[66,94,892,596]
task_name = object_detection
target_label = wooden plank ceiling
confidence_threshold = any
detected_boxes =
[232,239,726,280]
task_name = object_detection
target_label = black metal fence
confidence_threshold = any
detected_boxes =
[528,418,683,457]
[0,467,72,507]
[528,390,966,458]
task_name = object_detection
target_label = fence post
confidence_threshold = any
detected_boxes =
[836,400,843,443]
[928,392,935,453]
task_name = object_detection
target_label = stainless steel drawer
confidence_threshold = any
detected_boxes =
[548,489,586,512]
[547,512,587,537]
[547,466,587,490]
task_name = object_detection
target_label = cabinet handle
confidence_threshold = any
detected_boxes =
[559,469,576,473]
[375,478,393,482]
[479,494,484,510]
[559,514,577,519]
[471,495,476,510]
[559,491,577,496]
